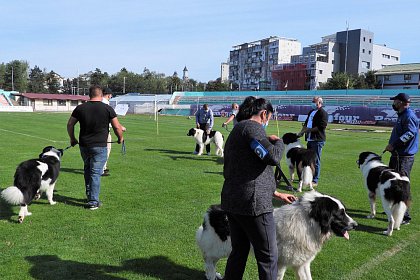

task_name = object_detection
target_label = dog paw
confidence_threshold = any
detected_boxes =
[18,216,24,223]
[383,230,392,236]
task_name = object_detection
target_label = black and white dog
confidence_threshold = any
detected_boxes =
[282,133,316,192]
[1,146,63,223]
[187,128,224,157]
[357,151,411,236]
[196,191,357,280]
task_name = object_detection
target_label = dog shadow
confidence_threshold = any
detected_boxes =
[346,209,388,222]
[169,155,224,165]
[59,167,84,175]
[354,223,390,236]
[26,255,204,280]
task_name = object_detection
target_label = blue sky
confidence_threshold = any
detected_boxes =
[1,0,419,82]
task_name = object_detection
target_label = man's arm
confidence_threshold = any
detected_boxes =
[67,116,79,146]
[110,117,124,143]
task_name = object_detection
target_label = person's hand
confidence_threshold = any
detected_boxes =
[121,126,127,132]
[196,123,200,129]
[385,144,394,152]
[206,129,211,135]
[268,135,280,143]
[70,139,78,147]
[273,191,297,204]
[222,123,227,128]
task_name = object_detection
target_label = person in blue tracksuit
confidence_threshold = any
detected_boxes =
[384,92,419,224]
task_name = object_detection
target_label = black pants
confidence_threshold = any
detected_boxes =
[389,155,415,221]
[224,212,278,280]
[195,123,210,153]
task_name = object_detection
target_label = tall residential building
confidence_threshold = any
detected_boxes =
[221,62,229,82]
[229,36,301,90]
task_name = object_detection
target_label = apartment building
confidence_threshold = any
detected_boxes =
[229,36,301,90]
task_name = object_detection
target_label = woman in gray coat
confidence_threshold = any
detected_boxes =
[221,96,296,280]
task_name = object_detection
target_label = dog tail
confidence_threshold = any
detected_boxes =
[302,166,313,186]
[392,201,407,229]
[1,186,24,205]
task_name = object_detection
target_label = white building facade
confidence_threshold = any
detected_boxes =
[229,36,301,90]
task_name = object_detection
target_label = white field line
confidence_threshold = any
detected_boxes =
[343,232,420,280]
[0,128,67,143]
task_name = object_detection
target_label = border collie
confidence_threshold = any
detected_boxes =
[282,132,316,192]
[196,192,357,280]
[357,151,411,236]
[1,146,62,223]
[187,128,224,157]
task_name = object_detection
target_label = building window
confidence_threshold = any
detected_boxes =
[363,37,366,42]
[43,99,53,106]
[404,74,412,80]
[319,70,323,74]
[369,38,372,43]
[362,49,365,53]
[71,100,78,106]
[332,60,334,64]
[58,100,66,106]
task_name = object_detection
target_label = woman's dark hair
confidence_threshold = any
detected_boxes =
[236,96,273,122]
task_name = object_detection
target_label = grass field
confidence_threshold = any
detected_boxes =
[0,112,419,280]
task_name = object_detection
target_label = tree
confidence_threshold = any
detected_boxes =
[0,63,6,89]
[319,72,352,90]
[4,60,29,92]
[28,66,46,92]
[205,78,230,91]
[90,68,110,87]
[45,71,61,93]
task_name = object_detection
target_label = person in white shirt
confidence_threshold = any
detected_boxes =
[223,103,239,129]
[102,88,126,176]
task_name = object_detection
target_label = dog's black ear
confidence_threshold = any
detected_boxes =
[309,197,333,234]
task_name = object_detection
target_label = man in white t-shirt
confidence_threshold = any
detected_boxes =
[223,103,239,129]
[102,88,126,176]
[298,96,328,186]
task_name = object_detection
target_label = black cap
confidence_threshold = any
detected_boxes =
[103,87,113,95]
[390,93,410,103]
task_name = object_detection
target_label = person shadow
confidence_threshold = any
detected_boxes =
[26,255,204,280]
[60,167,85,175]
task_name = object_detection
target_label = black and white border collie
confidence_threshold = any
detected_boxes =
[1,146,62,223]
[357,151,411,236]
[187,128,224,157]
[196,192,357,280]
[282,133,316,192]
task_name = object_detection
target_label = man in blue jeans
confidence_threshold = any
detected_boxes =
[67,85,124,210]
[384,93,419,224]
[298,96,328,186]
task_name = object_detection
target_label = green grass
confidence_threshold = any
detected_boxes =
[0,112,419,279]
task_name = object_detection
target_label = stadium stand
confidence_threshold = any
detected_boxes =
[172,89,420,108]
[0,94,10,106]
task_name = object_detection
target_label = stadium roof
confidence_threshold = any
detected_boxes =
[15,93,89,101]
[375,63,420,75]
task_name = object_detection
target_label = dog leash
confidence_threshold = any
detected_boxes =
[222,123,231,132]
[62,141,126,156]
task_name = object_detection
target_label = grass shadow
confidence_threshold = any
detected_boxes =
[52,194,86,207]
[25,255,124,280]
[144,148,192,155]
[0,198,17,222]
[121,255,204,279]
[26,255,204,280]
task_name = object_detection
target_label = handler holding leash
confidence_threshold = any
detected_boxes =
[384,93,419,224]
[194,103,214,155]
[221,96,296,280]
[67,85,124,210]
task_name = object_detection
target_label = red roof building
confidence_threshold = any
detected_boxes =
[15,93,89,112]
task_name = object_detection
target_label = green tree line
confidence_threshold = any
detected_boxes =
[0,60,232,95]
